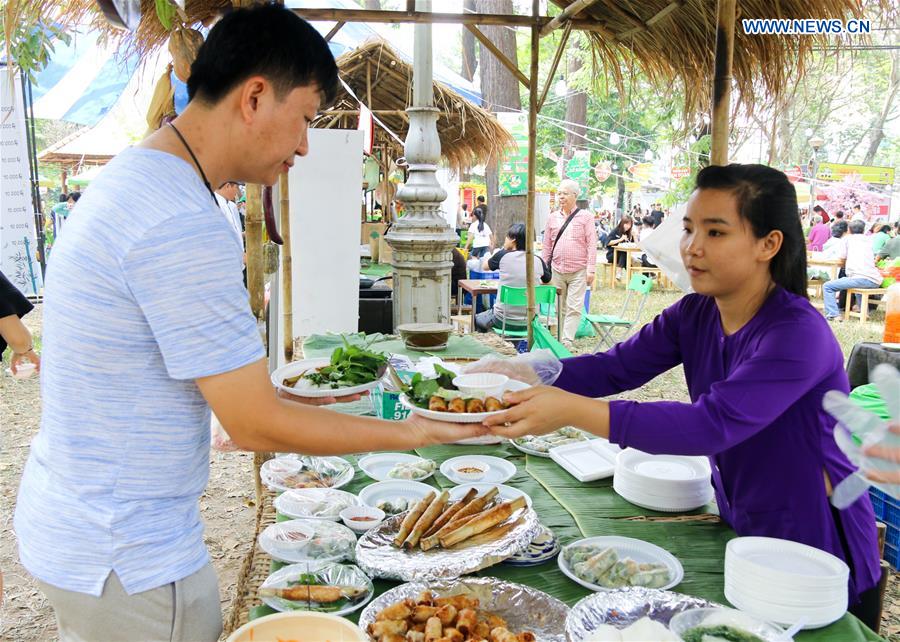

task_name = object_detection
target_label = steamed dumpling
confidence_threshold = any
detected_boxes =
[619,618,678,642]
[585,624,622,642]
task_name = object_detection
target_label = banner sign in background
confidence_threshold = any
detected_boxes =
[1,70,43,296]
[497,112,528,196]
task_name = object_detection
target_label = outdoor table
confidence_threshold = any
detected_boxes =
[807,254,844,282]
[847,342,900,388]
[456,278,563,340]
[608,243,644,288]
[225,333,885,641]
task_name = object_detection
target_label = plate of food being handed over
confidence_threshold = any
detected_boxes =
[399,367,528,424]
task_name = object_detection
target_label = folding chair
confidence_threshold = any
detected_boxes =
[530,315,573,358]
[586,273,653,350]
[492,285,557,340]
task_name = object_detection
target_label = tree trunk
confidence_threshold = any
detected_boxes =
[863,50,900,166]
[476,0,524,238]
[461,0,477,81]
[563,55,586,158]
[363,0,381,9]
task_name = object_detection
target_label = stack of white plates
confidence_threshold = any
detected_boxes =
[724,537,849,629]
[612,449,714,512]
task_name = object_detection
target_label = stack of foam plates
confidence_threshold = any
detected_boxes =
[724,537,849,629]
[613,449,714,512]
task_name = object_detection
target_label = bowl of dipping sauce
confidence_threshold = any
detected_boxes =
[453,460,489,482]
[340,505,386,533]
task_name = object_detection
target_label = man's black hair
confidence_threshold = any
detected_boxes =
[477,195,485,203]
[188,4,338,106]
[68,192,81,202]
[58,194,68,203]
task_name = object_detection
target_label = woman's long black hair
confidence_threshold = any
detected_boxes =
[613,215,633,238]
[695,164,807,298]
[474,207,486,233]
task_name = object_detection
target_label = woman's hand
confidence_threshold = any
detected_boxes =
[482,386,582,438]
[10,348,40,376]
[277,389,366,406]
[403,412,489,445]
[863,422,900,485]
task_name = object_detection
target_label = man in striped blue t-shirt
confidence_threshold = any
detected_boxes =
[14,7,481,641]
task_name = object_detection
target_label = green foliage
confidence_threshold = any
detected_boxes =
[1,19,70,84]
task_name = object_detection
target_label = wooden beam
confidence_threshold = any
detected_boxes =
[596,0,645,31]
[322,109,454,116]
[294,8,542,26]
[646,0,681,27]
[279,172,293,363]
[466,24,531,90]
[537,22,572,111]
[710,0,735,165]
[324,21,345,41]
[406,0,415,12]
[526,4,540,349]
[366,60,373,108]
[540,0,599,37]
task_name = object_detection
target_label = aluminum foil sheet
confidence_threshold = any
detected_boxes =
[358,577,569,642]
[355,507,541,581]
[565,587,722,641]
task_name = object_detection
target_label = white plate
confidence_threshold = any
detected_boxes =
[616,449,711,487]
[274,488,360,521]
[613,478,714,513]
[440,455,516,485]
[258,519,358,564]
[260,562,374,617]
[511,428,595,458]
[260,455,354,493]
[357,480,437,515]
[448,483,533,508]
[558,536,684,593]
[726,537,849,583]
[725,584,846,629]
[549,439,619,482]
[357,453,435,482]
[271,358,384,398]
[400,380,530,423]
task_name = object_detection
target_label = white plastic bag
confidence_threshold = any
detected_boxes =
[640,205,693,293]
[463,349,563,386]
[211,412,241,452]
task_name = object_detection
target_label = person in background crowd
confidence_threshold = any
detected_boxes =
[876,222,900,261]
[456,203,469,238]
[465,206,493,259]
[471,194,487,224]
[806,214,831,251]
[66,191,81,215]
[831,210,845,228]
[605,215,635,279]
[542,179,597,346]
[822,221,849,260]
[871,223,892,256]
[481,164,881,631]
[650,203,665,228]
[851,205,865,222]
[475,223,551,333]
[822,220,884,321]
[214,181,244,248]
[451,246,467,307]
[1,270,41,376]
[639,215,659,268]
[50,194,68,236]
[14,8,479,642]
[813,204,830,225]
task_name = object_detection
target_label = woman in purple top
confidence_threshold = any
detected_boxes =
[484,164,881,628]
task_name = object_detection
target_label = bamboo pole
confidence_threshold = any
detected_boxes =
[537,22,572,111]
[526,2,539,349]
[324,21,345,41]
[465,25,531,90]
[710,0,735,165]
[245,183,265,320]
[280,173,293,363]
[540,0,599,37]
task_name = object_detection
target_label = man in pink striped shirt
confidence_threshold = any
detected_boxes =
[541,179,597,344]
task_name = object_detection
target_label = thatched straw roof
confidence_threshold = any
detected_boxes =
[555,0,896,116]
[322,39,513,172]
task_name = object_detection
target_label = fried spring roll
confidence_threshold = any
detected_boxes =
[439,497,527,548]
[403,490,448,549]
[416,590,435,605]
[420,511,481,551]
[455,608,477,637]
[484,396,505,412]
[412,605,441,623]
[433,594,479,610]
[411,623,426,633]
[369,620,409,637]
[424,616,443,642]
[380,635,406,642]
[474,622,492,639]
[393,491,435,547]
[376,600,414,621]
[406,632,426,642]
[449,517,523,549]
[258,584,360,603]
[517,632,536,642]
[428,396,448,411]
[422,488,499,548]
[490,628,517,642]
[465,398,485,413]
[423,488,478,538]
[441,628,464,642]
[486,615,507,629]
[447,397,466,413]
[436,604,457,626]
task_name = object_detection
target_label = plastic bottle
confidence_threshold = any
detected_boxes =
[884,282,900,343]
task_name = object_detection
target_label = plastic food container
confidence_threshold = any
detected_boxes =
[226,611,367,642]
[452,373,509,398]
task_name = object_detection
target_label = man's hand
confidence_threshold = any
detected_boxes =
[863,422,900,485]
[10,349,40,376]
[403,413,489,445]
[586,271,595,287]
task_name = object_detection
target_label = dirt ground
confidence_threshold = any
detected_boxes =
[1,294,898,641]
